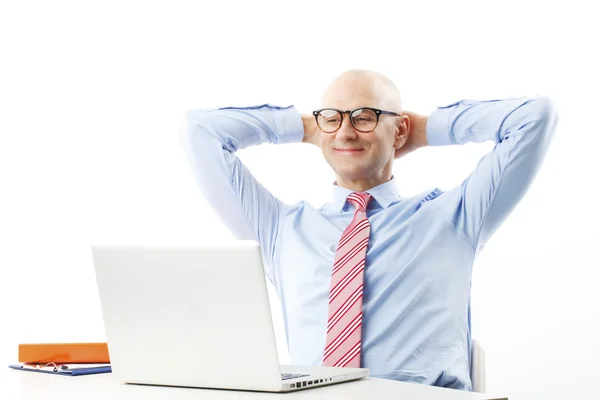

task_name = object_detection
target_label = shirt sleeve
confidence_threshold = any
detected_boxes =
[426,96,559,253]
[179,104,304,281]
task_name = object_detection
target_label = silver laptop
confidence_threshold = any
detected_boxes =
[91,241,369,392]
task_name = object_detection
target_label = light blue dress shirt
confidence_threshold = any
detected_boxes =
[180,96,558,391]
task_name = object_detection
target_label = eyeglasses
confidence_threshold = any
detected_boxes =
[312,107,402,133]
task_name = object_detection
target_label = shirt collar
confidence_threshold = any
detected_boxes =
[331,176,401,213]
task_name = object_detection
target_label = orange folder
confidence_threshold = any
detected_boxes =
[18,342,110,364]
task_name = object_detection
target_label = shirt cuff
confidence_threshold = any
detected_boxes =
[273,106,305,145]
[426,104,457,146]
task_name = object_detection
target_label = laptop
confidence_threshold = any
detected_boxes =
[91,241,369,392]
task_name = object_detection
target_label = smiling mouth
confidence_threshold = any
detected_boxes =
[334,148,364,152]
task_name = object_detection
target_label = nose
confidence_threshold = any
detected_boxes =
[334,115,358,141]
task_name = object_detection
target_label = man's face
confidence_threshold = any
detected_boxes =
[318,78,404,185]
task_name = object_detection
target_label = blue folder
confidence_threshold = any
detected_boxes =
[9,363,111,376]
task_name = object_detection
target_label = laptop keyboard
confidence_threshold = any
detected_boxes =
[281,373,309,380]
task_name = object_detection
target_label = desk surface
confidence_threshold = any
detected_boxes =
[3,369,507,400]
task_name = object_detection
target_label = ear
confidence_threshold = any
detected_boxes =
[393,114,410,149]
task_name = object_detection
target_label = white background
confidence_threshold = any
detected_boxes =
[1,1,599,399]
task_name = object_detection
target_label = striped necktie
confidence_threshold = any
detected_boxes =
[323,192,372,368]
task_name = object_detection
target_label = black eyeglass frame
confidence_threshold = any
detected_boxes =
[312,107,402,133]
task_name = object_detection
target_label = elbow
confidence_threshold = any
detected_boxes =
[178,110,213,156]
[508,95,559,153]
[179,110,203,141]
[179,110,196,150]
[528,95,559,140]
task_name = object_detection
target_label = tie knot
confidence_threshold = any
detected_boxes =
[347,192,372,212]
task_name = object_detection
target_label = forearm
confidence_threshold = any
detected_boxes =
[426,96,556,146]
[184,105,304,154]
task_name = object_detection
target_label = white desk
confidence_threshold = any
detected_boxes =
[2,369,507,400]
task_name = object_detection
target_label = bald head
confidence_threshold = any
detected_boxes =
[316,70,410,192]
[320,69,402,112]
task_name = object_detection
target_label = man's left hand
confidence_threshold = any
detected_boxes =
[395,111,429,159]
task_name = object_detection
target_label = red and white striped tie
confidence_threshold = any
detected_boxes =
[323,192,372,368]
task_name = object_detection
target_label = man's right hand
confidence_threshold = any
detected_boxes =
[301,114,319,146]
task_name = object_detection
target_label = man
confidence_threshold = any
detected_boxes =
[179,69,558,391]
